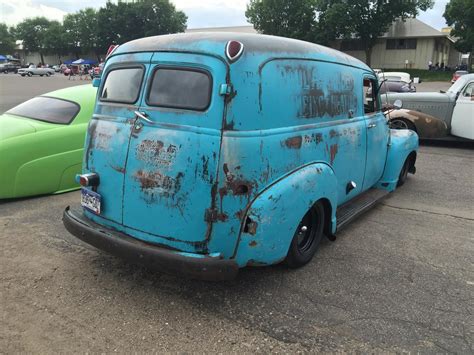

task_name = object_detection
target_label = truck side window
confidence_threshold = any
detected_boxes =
[147,68,212,111]
[100,67,144,104]
[363,78,379,114]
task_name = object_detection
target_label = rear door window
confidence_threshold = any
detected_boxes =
[146,68,212,111]
[6,96,79,124]
[100,67,144,104]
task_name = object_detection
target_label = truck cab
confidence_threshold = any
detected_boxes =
[63,33,418,280]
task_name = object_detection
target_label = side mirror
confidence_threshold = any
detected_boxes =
[92,77,101,88]
[393,99,402,109]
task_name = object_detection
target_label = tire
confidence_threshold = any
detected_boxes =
[285,201,325,268]
[46,72,51,77]
[390,118,416,132]
[21,74,25,77]
[40,74,43,77]
[27,72,33,77]
[397,157,411,187]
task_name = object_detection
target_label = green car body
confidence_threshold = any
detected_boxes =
[0,84,97,199]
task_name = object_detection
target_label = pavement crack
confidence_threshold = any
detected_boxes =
[381,203,474,222]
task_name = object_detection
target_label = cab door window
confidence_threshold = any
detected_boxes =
[363,78,379,114]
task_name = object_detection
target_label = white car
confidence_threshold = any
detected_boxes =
[378,71,412,84]
[386,74,474,140]
[17,65,55,77]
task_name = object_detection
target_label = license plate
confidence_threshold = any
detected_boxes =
[81,188,101,214]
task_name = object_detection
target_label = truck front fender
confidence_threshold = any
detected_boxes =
[376,129,419,191]
[233,162,338,267]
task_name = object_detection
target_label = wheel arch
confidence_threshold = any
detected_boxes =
[232,162,338,267]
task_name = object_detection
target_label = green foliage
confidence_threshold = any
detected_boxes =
[10,0,187,58]
[15,17,52,53]
[246,0,434,66]
[0,23,16,54]
[97,0,187,53]
[246,0,319,43]
[444,0,474,54]
[63,8,99,55]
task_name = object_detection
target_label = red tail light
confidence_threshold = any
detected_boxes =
[76,173,100,187]
[225,40,244,63]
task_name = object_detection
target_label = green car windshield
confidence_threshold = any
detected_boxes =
[6,96,80,124]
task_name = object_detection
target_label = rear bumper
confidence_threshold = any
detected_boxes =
[63,207,239,281]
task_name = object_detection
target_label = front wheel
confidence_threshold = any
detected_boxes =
[21,74,25,77]
[285,201,325,268]
[390,118,416,132]
[27,72,33,77]
[397,157,411,187]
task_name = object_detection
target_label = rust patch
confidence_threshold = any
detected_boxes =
[329,144,338,164]
[283,136,303,149]
[134,170,184,198]
[136,140,178,167]
[249,240,258,247]
[111,165,126,173]
[303,133,323,144]
[223,120,235,130]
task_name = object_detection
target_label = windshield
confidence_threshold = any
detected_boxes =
[6,96,80,124]
[448,75,473,94]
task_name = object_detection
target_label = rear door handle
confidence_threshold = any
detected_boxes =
[368,123,377,129]
[134,111,153,124]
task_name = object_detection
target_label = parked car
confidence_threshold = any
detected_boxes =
[384,103,449,139]
[376,80,416,95]
[0,84,97,199]
[385,74,474,140]
[63,33,418,281]
[0,62,21,74]
[378,71,412,84]
[52,65,61,72]
[17,65,55,77]
[451,70,468,83]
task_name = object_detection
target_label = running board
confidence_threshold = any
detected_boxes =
[336,188,389,231]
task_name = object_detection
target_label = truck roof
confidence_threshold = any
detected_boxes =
[113,32,371,72]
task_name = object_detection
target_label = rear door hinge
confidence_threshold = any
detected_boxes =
[219,83,234,96]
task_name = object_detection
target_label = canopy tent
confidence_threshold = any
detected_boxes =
[62,58,97,65]
[72,58,97,65]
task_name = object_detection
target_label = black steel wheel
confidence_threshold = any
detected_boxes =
[285,201,325,268]
[397,157,411,187]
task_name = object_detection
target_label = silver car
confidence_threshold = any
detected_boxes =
[385,74,474,140]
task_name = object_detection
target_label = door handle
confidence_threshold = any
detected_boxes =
[368,123,377,129]
[134,111,153,124]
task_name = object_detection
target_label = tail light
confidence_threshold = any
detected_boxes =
[225,40,244,63]
[76,173,100,187]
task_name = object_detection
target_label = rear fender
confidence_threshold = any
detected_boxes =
[233,163,337,267]
[376,129,419,191]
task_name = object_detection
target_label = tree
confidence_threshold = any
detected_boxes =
[15,17,55,64]
[0,23,16,54]
[329,0,434,66]
[246,0,434,66]
[246,0,319,43]
[43,21,68,62]
[97,0,187,54]
[444,0,474,68]
[63,8,99,59]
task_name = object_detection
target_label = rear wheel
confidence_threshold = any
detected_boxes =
[46,72,51,77]
[286,201,325,268]
[390,118,416,132]
[21,74,25,77]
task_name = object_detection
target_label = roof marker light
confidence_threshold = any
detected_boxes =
[106,44,119,59]
[225,40,244,63]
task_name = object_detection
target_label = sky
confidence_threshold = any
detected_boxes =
[0,0,450,30]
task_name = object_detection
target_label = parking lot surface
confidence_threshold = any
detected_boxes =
[1,76,473,353]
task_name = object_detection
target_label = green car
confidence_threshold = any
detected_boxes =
[0,84,97,199]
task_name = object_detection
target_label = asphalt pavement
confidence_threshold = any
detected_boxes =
[0,75,473,352]
[0,72,88,114]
